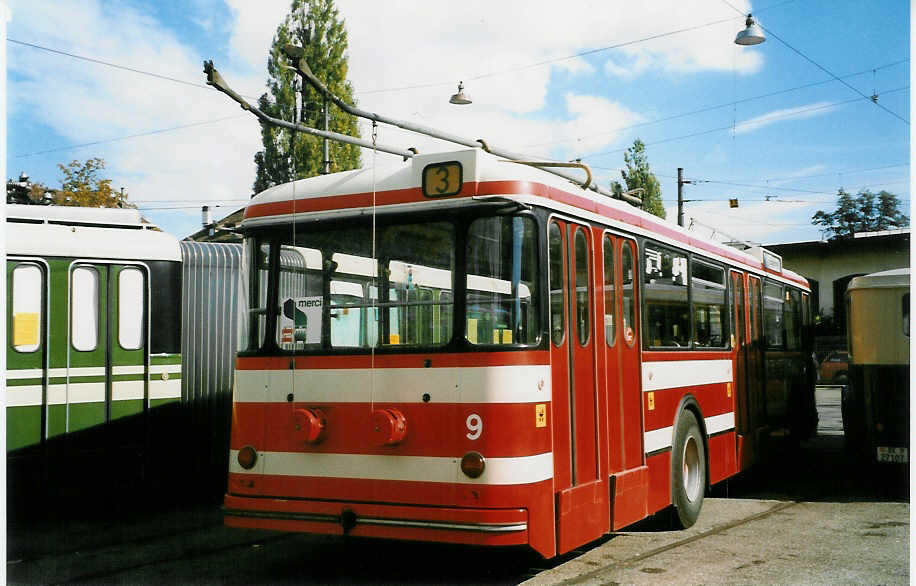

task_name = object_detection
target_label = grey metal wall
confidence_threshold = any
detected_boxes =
[179,241,242,500]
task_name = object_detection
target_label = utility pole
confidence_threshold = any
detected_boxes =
[677,168,689,227]
[323,94,330,174]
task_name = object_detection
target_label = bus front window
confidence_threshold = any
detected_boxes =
[271,221,455,350]
[465,216,540,345]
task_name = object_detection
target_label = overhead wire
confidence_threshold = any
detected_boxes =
[523,58,908,149]
[582,85,908,160]
[719,0,909,125]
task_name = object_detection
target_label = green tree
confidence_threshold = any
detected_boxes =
[55,158,131,208]
[253,0,360,194]
[611,138,665,219]
[812,188,908,239]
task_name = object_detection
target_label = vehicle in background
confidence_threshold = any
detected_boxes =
[818,350,849,383]
[6,204,182,509]
[842,268,910,464]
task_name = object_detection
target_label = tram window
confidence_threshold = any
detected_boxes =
[118,267,144,350]
[574,227,590,346]
[785,288,801,350]
[549,222,565,346]
[603,235,616,346]
[644,244,689,348]
[466,216,538,345]
[71,266,99,352]
[764,282,784,348]
[11,264,42,353]
[622,242,636,346]
[692,261,726,348]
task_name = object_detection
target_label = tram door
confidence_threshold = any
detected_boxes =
[548,219,606,554]
[66,264,148,467]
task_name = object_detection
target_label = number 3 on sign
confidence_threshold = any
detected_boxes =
[466,414,482,440]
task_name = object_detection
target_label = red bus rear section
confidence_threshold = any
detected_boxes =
[223,149,816,558]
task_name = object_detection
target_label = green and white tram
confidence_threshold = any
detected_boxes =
[6,204,182,505]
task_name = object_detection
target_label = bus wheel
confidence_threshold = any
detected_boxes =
[671,410,706,529]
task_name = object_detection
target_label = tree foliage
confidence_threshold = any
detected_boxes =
[812,188,908,239]
[611,138,665,219]
[253,0,360,194]
[55,158,132,208]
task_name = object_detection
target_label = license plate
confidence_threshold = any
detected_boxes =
[876,446,908,463]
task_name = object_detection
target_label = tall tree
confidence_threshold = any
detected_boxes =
[55,158,131,208]
[611,138,665,219]
[812,188,908,239]
[253,0,360,194]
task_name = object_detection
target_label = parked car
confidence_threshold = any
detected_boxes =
[818,350,849,382]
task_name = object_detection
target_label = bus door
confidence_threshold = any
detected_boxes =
[730,271,752,468]
[67,263,149,477]
[548,219,606,554]
[603,237,646,529]
[745,275,765,448]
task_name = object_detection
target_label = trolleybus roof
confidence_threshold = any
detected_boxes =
[242,149,808,289]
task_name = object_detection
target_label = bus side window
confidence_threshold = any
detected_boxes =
[763,282,784,349]
[644,244,689,348]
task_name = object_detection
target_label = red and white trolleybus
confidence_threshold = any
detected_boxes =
[221,147,817,558]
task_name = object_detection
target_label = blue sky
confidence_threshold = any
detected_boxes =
[5,0,910,244]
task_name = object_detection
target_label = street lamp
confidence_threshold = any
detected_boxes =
[449,81,472,105]
[734,14,765,46]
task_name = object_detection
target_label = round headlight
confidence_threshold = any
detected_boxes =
[460,451,486,479]
[238,445,258,470]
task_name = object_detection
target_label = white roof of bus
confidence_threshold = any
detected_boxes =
[6,204,180,261]
[245,149,807,289]
[847,267,910,291]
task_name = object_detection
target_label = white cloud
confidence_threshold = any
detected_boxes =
[734,102,840,134]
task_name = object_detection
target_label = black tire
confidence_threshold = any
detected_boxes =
[671,410,706,529]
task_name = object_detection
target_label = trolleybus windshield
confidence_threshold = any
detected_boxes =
[240,214,539,352]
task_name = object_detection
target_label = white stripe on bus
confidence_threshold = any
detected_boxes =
[112,381,145,401]
[149,380,181,400]
[641,360,733,392]
[150,364,181,375]
[234,365,552,404]
[643,411,736,454]
[6,386,42,407]
[229,450,554,486]
[6,369,44,380]
[67,383,106,403]
[112,365,145,376]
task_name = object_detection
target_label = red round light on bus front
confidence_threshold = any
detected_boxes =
[293,408,327,444]
[461,451,486,479]
[238,445,258,470]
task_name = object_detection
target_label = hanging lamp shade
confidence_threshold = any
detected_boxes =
[449,81,472,105]
[734,14,765,46]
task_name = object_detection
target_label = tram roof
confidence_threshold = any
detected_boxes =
[847,267,910,291]
[6,204,181,261]
[242,149,808,288]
